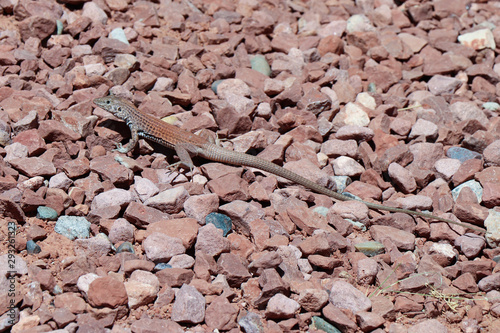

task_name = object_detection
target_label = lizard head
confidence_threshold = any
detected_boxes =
[93,96,130,119]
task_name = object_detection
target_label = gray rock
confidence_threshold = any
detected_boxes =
[171,284,206,324]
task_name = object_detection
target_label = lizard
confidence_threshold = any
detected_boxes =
[93,95,487,234]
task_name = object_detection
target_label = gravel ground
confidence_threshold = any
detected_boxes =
[1,0,500,332]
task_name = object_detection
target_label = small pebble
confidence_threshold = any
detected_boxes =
[56,20,63,35]
[154,263,172,271]
[211,79,224,93]
[311,316,342,333]
[53,285,63,295]
[250,55,271,76]
[116,242,134,254]
[446,147,482,163]
[36,206,58,220]
[238,312,264,333]
[109,28,129,44]
[26,240,41,254]
[355,241,385,257]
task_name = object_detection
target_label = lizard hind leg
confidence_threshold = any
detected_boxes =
[171,143,197,174]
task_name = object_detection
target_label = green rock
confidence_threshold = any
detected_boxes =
[56,20,63,35]
[36,206,58,221]
[310,316,342,333]
[250,55,271,76]
[355,241,385,257]
[211,79,224,94]
[206,213,232,237]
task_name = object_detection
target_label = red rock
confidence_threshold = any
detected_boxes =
[482,182,500,208]
[452,272,479,293]
[52,307,76,327]
[317,35,343,56]
[90,155,133,187]
[156,268,194,287]
[452,158,483,186]
[370,225,415,251]
[323,304,357,332]
[93,37,135,63]
[356,311,385,332]
[298,233,331,256]
[130,318,183,333]
[217,253,251,288]
[207,173,250,201]
[10,157,56,177]
[13,129,46,156]
[123,201,168,228]
[205,296,238,330]
[146,218,198,249]
[87,276,128,308]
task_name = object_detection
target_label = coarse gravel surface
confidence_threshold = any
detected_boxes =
[1,0,500,332]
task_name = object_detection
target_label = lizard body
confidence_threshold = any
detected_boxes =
[93,96,486,234]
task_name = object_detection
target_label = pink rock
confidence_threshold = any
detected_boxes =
[144,186,190,214]
[143,232,185,263]
[54,293,87,314]
[478,272,500,292]
[387,162,417,194]
[108,218,135,244]
[265,293,300,319]
[297,288,329,312]
[90,155,133,187]
[329,280,372,314]
[195,223,230,256]
[90,188,133,211]
[219,200,266,237]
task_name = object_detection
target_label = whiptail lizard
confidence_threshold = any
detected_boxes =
[93,95,486,234]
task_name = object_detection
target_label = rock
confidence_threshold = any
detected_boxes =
[329,280,372,314]
[205,296,238,330]
[54,216,91,240]
[195,223,231,256]
[171,284,206,324]
[217,253,251,287]
[265,293,300,319]
[143,232,185,263]
[408,319,448,333]
[87,276,128,308]
[297,289,329,312]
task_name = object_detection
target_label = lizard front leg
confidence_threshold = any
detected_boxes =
[114,125,139,153]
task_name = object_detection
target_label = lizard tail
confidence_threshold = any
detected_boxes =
[201,144,486,234]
